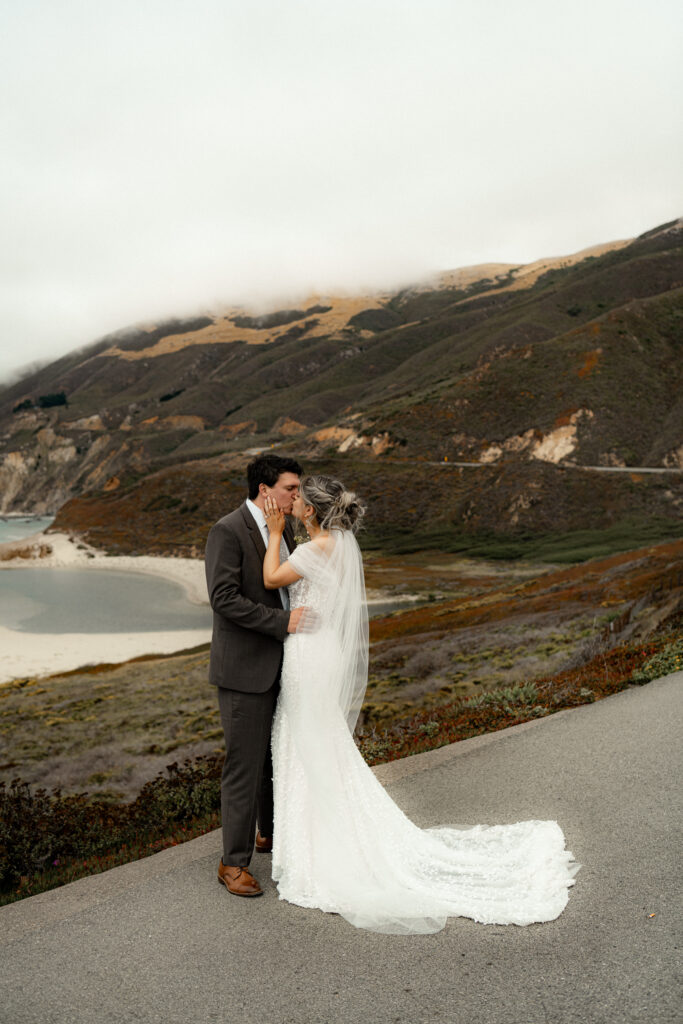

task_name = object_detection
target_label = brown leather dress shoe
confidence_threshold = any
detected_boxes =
[217,861,263,897]
[255,831,273,854]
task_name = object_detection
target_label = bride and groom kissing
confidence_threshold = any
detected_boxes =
[205,454,578,935]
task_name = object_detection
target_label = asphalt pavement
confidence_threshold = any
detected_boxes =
[1,672,681,1024]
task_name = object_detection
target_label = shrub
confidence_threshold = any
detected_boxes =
[0,781,131,892]
[134,757,222,824]
[630,637,683,685]
[38,391,68,408]
[0,756,222,899]
[466,682,539,711]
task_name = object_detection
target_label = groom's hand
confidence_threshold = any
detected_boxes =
[287,607,305,633]
[287,607,318,633]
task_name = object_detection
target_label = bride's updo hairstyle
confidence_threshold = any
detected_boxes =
[300,475,366,534]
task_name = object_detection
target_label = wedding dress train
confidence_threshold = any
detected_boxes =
[271,532,578,934]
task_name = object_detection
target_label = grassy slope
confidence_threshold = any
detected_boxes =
[2,539,680,801]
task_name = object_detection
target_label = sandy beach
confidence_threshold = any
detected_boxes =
[0,530,212,685]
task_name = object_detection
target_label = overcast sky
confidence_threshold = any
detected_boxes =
[1,0,681,383]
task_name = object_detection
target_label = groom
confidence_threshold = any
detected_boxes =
[205,453,303,897]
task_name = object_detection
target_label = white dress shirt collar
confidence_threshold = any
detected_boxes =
[246,497,267,534]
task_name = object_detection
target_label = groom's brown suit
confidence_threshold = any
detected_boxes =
[205,502,295,866]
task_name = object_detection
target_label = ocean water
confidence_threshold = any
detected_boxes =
[0,516,54,544]
[0,568,211,634]
[0,517,410,634]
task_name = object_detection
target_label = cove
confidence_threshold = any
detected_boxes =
[0,568,212,635]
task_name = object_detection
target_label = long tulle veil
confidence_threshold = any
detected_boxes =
[288,528,369,732]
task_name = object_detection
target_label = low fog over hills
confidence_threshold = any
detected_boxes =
[1,219,681,557]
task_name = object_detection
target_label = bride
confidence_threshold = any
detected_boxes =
[263,475,578,935]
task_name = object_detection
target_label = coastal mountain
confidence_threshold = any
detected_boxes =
[0,219,681,555]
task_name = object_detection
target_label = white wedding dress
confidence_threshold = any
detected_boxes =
[271,531,578,934]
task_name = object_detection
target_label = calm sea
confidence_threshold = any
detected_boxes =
[0,515,54,544]
[0,568,211,634]
[0,515,211,634]
[0,517,410,632]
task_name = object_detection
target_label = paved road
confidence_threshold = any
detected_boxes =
[1,673,681,1024]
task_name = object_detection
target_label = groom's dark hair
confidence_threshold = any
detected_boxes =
[247,454,303,499]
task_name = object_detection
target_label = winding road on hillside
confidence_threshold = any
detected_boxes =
[1,672,681,1024]
[430,461,683,473]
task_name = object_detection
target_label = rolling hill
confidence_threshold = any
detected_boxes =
[1,218,681,556]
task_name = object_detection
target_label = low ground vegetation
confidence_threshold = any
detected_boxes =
[1,626,679,905]
[1,539,680,904]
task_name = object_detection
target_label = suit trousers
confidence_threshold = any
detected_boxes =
[217,681,279,866]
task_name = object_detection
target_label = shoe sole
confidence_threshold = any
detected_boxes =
[218,877,264,897]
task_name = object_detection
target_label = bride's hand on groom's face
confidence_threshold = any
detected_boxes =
[264,496,285,534]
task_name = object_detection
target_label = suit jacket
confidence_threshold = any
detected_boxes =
[205,502,295,692]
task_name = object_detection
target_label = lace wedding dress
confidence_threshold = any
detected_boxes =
[271,531,578,934]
